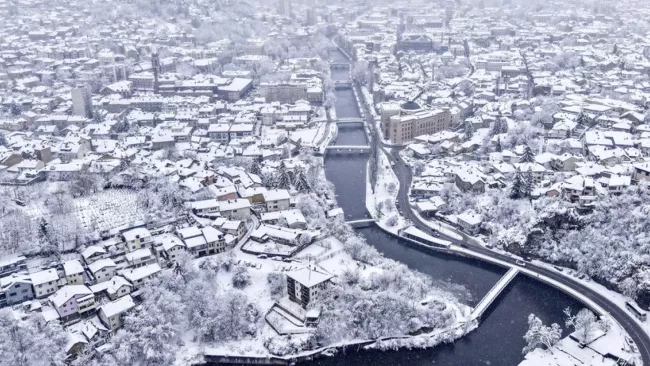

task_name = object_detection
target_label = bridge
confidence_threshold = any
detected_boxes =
[471,267,519,320]
[336,117,365,125]
[334,81,352,90]
[325,145,371,155]
[330,63,350,70]
[346,218,377,228]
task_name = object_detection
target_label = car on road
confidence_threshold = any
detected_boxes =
[553,265,563,272]
[391,162,396,167]
[523,256,532,262]
[516,260,526,267]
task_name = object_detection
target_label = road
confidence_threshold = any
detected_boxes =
[340,43,650,364]
[384,146,650,365]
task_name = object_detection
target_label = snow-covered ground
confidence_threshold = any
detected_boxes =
[23,187,146,234]
[520,324,639,366]
[365,149,408,233]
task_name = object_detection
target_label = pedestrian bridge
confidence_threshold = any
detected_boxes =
[346,218,377,228]
[325,145,371,155]
[334,81,352,90]
[336,117,365,125]
[330,63,350,70]
[471,267,519,320]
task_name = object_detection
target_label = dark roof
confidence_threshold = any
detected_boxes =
[401,101,421,111]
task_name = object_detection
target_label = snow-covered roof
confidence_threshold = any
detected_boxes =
[286,267,334,288]
[88,258,117,274]
[122,263,161,282]
[49,285,92,308]
[30,269,59,285]
[99,295,136,318]
[63,260,84,276]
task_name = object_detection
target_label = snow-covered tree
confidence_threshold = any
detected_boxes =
[564,308,597,344]
[232,266,251,289]
[522,314,562,354]
[464,120,474,140]
[0,310,68,366]
[249,157,261,176]
[510,170,524,199]
[520,145,535,163]
[267,272,286,300]
[276,162,291,190]
[294,167,311,193]
[522,168,533,198]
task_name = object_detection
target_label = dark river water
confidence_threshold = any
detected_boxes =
[306,50,583,366]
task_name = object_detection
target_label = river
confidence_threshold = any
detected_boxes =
[306,50,583,366]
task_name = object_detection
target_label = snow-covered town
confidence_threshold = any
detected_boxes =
[2,0,650,365]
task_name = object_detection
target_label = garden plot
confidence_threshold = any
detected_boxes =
[25,189,145,233]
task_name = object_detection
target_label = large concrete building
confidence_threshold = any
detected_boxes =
[384,101,451,144]
[259,82,323,104]
[71,85,93,118]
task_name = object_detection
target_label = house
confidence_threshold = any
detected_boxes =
[260,209,307,229]
[158,234,186,262]
[551,154,582,172]
[125,248,157,268]
[79,319,110,347]
[122,227,153,252]
[457,212,483,235]
[82,246,107,264]
[250,225,303,245]
[455,170,485,193]
[219,199,252,218]
[0,274,34,307]
[98,295,136,331]
[220,219,247,238]
[30,269,60,299]
[0,255,27,277]
[263,189,291,212]
[88,258,117,283]
[49,285,96,323]
[63,260,85,285]
[286,266,333,308]
[90,276,133,301]
[633,162,650,182]
[191,199,221,215]
[178,226,226,257]
[121,263,161,289]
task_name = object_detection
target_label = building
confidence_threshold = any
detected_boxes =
[99,295,136,331]
[387,102,451,144]
[63,260,85,285]
[88,258,117,283]
[0,255,27,277]
[286,266,333,308]
[30,269,60,299]
[177,226,226,257]
[0,274,34,307]
[71,85,93,118]
[259,82,319,104]
[49,285,96,323]
[399,34,434,52]
[278,0,291,17]
[263,189,291,212]
[121,263,161,289]
[122,227,153,252]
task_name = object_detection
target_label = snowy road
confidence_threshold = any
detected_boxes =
[385,147,650,365]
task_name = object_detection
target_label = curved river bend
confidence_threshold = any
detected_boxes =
[305,50,583,365]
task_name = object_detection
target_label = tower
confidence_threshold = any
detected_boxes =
[71,85,92,119]
[151,51,160,94]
